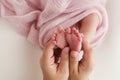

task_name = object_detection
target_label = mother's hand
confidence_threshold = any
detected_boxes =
[69,37,95,80]
[40,39,70,80]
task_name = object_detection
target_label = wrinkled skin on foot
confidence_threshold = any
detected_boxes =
[53,27,67,49]
[66,27,82,52]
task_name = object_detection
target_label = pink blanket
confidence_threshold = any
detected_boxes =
[0,0,108,48]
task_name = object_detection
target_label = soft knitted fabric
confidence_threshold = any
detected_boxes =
[0,0,108,48]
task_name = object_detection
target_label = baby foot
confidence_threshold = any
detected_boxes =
[52,27,67,49]
[66,27,82,52]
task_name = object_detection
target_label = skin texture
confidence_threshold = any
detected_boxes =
[40,39,70,80]
[52,27,67,49]
[40,13,98,80]
[69,37,95,80]
[40,35,95,80]
[66,27,82,52]
[55,13,99,49]
[78,13,99,41]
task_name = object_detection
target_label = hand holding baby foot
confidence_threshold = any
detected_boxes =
[40,26,95,80]
[40,38,70,80]
[69,37,95,80]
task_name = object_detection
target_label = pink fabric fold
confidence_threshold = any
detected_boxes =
[0,0,108,48]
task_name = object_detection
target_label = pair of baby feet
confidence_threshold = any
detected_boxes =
[52,27,83,52]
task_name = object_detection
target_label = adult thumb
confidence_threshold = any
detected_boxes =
[58,47,69,73]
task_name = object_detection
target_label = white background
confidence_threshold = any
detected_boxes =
[0,0,120,80]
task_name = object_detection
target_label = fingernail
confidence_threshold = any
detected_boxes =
[71,51,79,56]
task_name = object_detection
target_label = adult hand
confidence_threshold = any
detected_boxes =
[40,39,70,80]
[69,37,95,80]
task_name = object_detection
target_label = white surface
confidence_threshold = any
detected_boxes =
[0,0,120,80]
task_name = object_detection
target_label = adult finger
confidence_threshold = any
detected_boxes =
[81,37,95,70]
[69,50,80,74]
[41,39,56,64]
[58,47,69,73]
[82,37,93,60]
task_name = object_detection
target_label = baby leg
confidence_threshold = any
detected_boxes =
[78,13,99,41]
